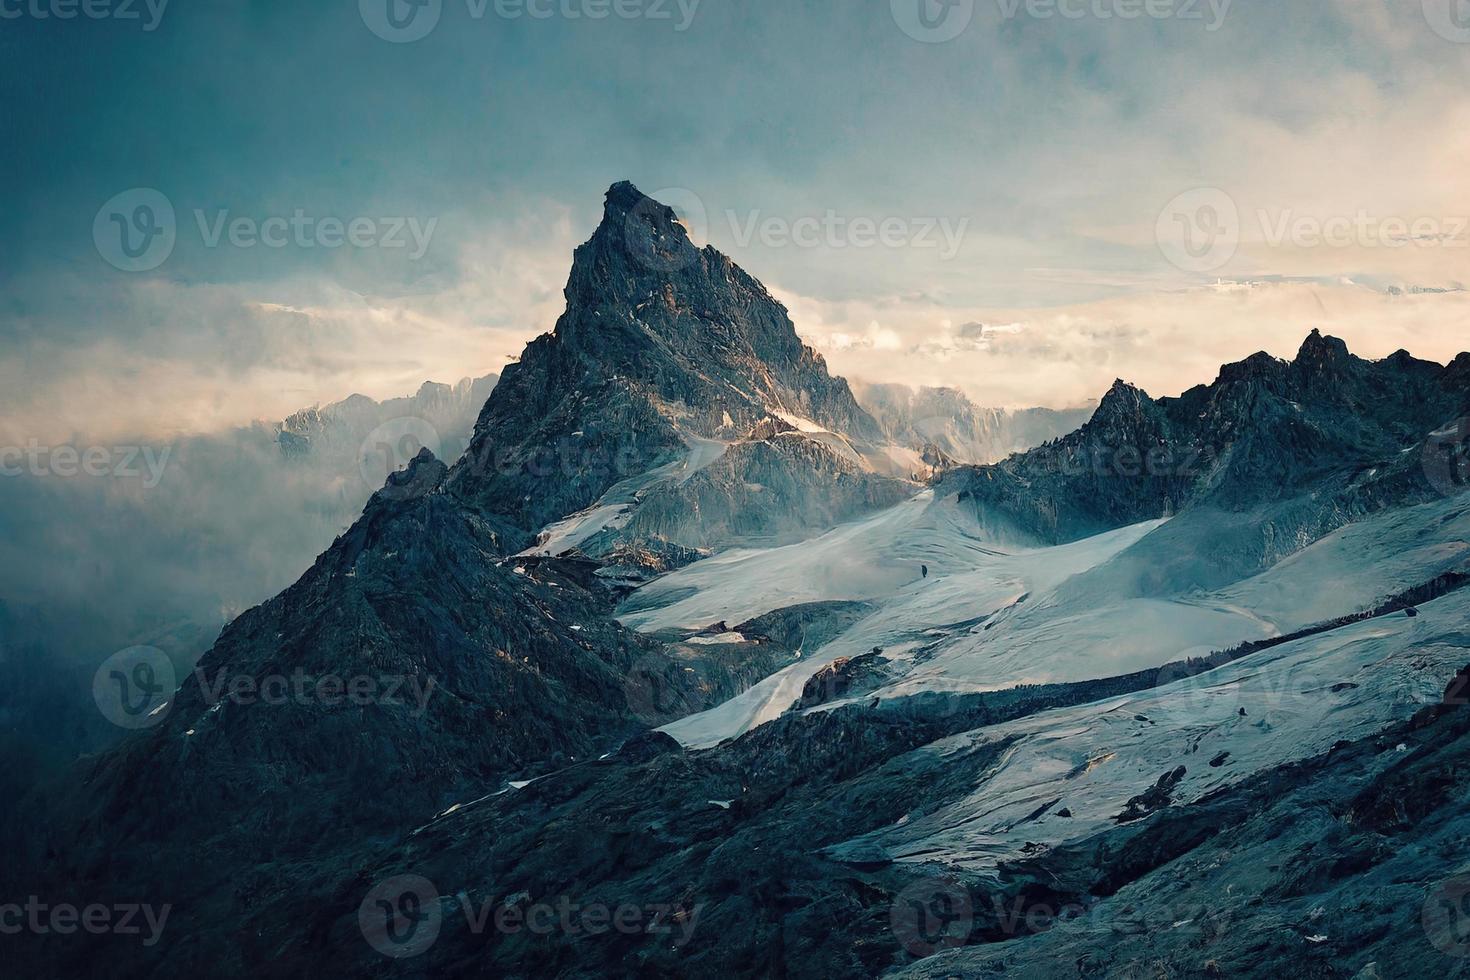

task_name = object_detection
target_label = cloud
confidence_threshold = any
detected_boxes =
[787,279,1470,410]
[0,206,577,445]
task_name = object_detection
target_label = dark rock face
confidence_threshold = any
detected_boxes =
[940,329,1470,544]
[1115,765,1188,823]
[733,600,877,652]
[794,647,892,710]
[448,182,889,547]
[3,431,802,980]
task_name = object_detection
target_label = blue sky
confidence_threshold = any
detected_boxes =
[4,0,1469,439]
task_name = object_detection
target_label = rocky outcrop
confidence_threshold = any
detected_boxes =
[941,330,1470,544]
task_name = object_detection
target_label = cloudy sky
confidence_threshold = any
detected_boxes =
[4,0,1469,443]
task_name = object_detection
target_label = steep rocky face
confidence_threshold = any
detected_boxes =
[853,381,1093,464]
[449,182,887,545]
[941,330,1470,544]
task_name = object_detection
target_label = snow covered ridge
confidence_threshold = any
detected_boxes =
[832,585,1470,871]
[624,491,1469,749]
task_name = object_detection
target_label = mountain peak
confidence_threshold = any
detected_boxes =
[376,447,445,503]
[1217,350,1287,386]
[1295,328,1350,365]
[1097,378,1151,412]
[597,180,696,256]
[450,182,887,541]
[603,179,654,217]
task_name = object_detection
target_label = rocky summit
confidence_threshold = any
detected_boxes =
[446,181,903,555]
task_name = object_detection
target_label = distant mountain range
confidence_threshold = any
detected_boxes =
[9,184,1469,980]
[851,381,1093,466]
